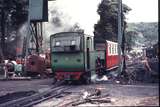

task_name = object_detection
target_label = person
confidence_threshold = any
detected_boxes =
[6,59,15,78]
[142,56,152,72]
[1,60,8,79]
[96,57,103,77]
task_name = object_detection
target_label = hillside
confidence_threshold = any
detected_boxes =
[126,22,158,49]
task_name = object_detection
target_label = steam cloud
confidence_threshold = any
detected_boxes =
[15,0,101,52]
[43,2,77,39]
[43,0,101,39]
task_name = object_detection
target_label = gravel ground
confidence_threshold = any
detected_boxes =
[0,57,159,106]
[34,82,159,107]
[0,78,53,96]
[0,78,159,106]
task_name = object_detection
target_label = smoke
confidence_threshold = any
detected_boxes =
[50,9,62,27]
[3,0,101,56]
[43,2,76,39]
[18,22,28,38]
[13,0,101,51]
[43,0,101,39]
[15,22,28,55]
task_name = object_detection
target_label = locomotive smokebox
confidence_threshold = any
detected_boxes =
[25,55,46,76]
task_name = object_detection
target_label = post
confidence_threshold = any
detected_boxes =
[34,22,39,54]
[118,0,122,73]
[0,0,5,60]
[25,0,31,57]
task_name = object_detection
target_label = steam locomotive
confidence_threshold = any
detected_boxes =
[50,32,120,83]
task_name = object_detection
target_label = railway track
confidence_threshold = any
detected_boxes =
[0,81,73,107]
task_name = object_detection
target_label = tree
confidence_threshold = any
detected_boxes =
[94,0,131,43]
[126,22,158,52]
[125,31,139,52]
[0,0,28,60]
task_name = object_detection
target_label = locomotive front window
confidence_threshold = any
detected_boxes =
[51,32,82,52]
[55,41,60,46]
[71,40,76,45]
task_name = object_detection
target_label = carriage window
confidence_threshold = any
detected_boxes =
[115,45,117,54]
[109,45,111,55]
[114,44,116,54]
[112,45,114,54]
[116,45,117,54]
[113,45,115,54]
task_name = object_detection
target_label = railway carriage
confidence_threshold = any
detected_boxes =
[106,41,119,69]
[95,40,120,75]
[50,32,120,83]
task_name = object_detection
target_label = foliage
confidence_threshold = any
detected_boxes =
[0,0,28,59]
[126,22,158,50]
[125,30,139,51]
[0,0,28,29]
[94,0,131,42]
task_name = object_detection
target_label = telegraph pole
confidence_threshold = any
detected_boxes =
[25,0,31,58]
[0,0,5,60]
[118,0,123,73]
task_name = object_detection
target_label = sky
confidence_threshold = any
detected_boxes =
[46,0,158,35]
[123,0,158,22]
[47,0,101,35]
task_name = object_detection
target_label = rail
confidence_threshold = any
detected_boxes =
[0,81,69,107]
